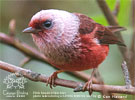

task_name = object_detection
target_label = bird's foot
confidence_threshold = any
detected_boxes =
[46,70,64,89]
[83,79,93,95]
[46,71,58,89]
[75,69,96,95]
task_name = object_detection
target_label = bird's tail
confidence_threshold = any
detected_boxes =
[107,26,126,33]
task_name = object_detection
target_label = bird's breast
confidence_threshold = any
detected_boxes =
[43,38,82,65]
[32,33,82,65]
[53,44,109,71]
[32,34,109,71]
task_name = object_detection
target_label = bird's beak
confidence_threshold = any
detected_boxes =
[22,27,41,34]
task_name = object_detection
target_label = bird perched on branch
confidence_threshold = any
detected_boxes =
[23,9,126,94]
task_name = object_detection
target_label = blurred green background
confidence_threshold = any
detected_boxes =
[0,0,133,100]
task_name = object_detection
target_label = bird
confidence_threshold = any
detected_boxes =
[23,9,126,94]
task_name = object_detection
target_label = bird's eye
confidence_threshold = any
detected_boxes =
[43,20,52,29]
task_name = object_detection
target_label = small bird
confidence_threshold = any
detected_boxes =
[23,9,125,94]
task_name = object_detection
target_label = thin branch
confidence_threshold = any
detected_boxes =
[113,0,120,16]
[9,19,16,37]
[121,61,132,88]
[20,57,31,67]
[0,60,135,95]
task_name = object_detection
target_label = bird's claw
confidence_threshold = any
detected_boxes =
[46,72,58,89]
[83,79,93,95]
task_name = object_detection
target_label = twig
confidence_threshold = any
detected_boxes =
[20,57,31,67]
[121,61,132,88]
[0,60,135,95]
[113,0,120,16]
[9,19,16,37]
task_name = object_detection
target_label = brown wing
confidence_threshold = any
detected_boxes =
[95,24,126,46]
[106,26,126,33]
[74,13,126,46]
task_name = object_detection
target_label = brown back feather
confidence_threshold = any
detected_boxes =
[74,13,96,34]
[74,13,126,46]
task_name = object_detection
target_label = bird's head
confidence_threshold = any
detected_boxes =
[23,9,80,44]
